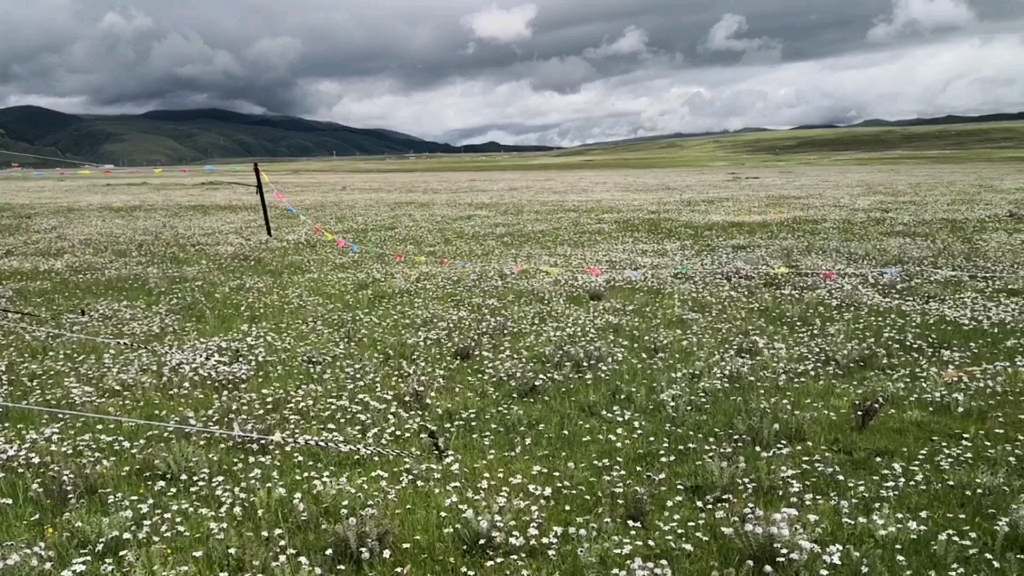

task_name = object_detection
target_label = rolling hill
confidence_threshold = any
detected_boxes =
[0,106,557,167]
[263,119,1024,172]
[586,111,1024,148]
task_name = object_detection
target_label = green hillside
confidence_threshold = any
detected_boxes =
[262,120,1024,173]
[0,106,557,167]
[3,105,1024,170]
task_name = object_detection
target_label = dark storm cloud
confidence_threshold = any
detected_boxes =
[2,0,1024,144]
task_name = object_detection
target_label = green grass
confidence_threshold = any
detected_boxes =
[248,121,1024,173]
[1,164,1024,575]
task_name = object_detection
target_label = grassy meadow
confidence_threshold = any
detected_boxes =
[2,150,1024,575]
[247,121,1024,173]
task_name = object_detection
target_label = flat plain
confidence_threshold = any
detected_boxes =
[2,160,1024,575]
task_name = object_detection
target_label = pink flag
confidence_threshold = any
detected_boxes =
[274,191,285,201]
[336,238,347,248]
[820,270,837,281]
[314,226,322,235]
[586,267,602,277]
[394,253,405,261]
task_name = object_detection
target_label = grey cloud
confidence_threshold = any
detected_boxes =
[1,0,1024,145]
[509,56,598,92]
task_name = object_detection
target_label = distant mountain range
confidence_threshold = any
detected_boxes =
[2,105,1024,167]
[583,112,1024,147]
[0,106,557,167]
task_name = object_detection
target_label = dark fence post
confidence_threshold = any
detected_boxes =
[253,162,272,237]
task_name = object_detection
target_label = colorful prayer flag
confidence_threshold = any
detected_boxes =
[586,267,602,277]
[414,256,427,265]
[324,233,334,241]
[274,191,285,201]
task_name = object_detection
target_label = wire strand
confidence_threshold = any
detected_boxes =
[0,401,418,459]
[0,150,98,166]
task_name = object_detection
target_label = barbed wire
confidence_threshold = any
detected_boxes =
[0,401,418,459]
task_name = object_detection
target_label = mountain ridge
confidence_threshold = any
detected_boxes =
[0,105,557,166]
[3,105,1024,167]
[578,111,1024,147]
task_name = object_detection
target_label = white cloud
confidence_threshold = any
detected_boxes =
[703,13,782,55]
[583,25,650,59]
[97,7,154,37]
[867,0,978,42]
[312,32,1024,146]
[460,4,538,44]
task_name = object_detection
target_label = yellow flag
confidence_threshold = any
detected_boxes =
[414,256,427,265]
[78,170,91,174]
[261,171,270,182]
[153,169,163,174]
[774,266,790,275]
[324,233,334,241]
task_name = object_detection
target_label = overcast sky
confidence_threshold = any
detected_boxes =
[2,0,1023,145]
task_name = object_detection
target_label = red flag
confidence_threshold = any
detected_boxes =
[313,226,322,235]
[394,254,405,261]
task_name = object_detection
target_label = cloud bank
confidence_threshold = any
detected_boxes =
[1,0,1024,146]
